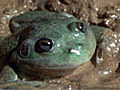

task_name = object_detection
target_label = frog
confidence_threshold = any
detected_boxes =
[0,11,110,81]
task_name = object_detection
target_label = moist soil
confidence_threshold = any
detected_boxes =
[0,0,120,89]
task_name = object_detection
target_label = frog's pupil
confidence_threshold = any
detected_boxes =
[35,38,54,53]
[77,23,84,33]
[40,42,51,51]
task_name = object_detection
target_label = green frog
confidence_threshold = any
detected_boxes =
[0,11,109,81]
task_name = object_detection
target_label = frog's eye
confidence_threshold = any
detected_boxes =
[68,22,86,33]
[35,38,54,53]
[18,44,30,58]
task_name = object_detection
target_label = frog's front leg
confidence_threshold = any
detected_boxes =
[90,25,113,43]
[89,26,105,43]
[0,66,18,83]
[9,11,55,34]
[90,25,114,64]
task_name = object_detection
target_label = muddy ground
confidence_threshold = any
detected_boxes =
[0,0,120,89]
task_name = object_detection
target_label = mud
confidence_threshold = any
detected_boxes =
[0,0,120,89]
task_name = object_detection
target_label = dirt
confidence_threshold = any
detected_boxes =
[0,0,120,89]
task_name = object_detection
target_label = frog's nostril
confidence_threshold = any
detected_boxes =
[35,38,54,53]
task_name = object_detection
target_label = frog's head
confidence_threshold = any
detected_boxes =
[10,11,96,79]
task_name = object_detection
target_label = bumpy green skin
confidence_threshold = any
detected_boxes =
[0,11,105,80]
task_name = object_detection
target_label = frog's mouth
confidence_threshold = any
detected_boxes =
[9,52,79,80]
[9,59,76,80]
[10,52,81,70]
